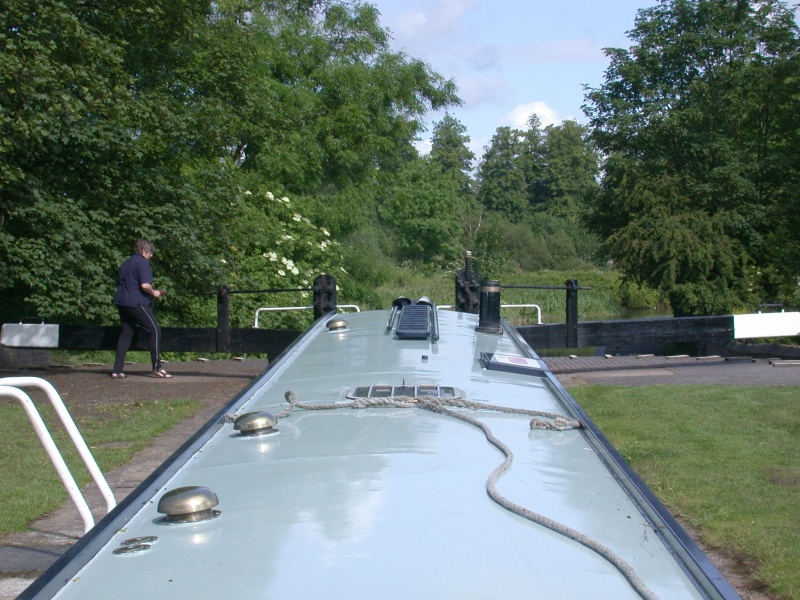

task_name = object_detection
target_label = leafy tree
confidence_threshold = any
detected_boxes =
[517,114,547,207]
[429,113,482,251]
[380,157,461,264]
[0,0,228,323]
[540,121,600,224]
[200,1,458,196]
[584,0,800,315]
[0,0,460,324]
[216,187,346,329]
[477,126,528,222]
[430,114,475,196]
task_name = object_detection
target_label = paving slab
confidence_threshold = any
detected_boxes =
[548,355,800,387]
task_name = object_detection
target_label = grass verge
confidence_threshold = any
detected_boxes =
[569,384,800,600]
[0,397,200,537]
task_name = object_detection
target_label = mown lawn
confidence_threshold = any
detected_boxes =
[0,397,199,536]
[570,385,800,600]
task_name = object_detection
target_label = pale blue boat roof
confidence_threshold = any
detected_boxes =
[29,308,736,600]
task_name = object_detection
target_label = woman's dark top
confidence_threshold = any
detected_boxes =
[114,253,153,307]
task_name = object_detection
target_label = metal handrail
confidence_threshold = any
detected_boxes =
[499,304,543,325]
[253,305,361,328]
[0,377,117,533]
[437,304,542,324]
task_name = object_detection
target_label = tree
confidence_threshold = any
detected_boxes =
[0,0,460,323]
[540,121,599,224]
[0,0,228,323]
[200,1,459,195]
[429,113,482,250]
[517,114,547,207]
[380,157,461,264]
[584,0,800,315]
[430,114,475,195]
[477,127,528,222]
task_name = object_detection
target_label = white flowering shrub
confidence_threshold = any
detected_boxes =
[221,188,345,329]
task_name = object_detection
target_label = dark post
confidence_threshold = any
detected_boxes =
[476,281,503,334]
[216,285,230,353]
[565,279,578,348]
[312,275,337,319]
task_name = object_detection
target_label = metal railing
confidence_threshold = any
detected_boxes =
[0,377,116,533]
[253,305,361,329]
[438,303,542,324]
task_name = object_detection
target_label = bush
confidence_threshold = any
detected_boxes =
[339,226,396,309]
[616,280,665,310]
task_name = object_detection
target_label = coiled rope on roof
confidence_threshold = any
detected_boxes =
[277,390,659,600]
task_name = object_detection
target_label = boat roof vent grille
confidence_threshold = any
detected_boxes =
[395,304,431,339]
[346,385,463,400]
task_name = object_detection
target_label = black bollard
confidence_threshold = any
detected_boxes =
[476,281,503,334]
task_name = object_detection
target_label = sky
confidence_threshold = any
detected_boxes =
[369,0,657,158]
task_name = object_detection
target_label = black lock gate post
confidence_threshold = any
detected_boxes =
[216,285,230,353]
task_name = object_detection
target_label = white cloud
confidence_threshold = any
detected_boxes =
[414,138,433,156]
[390,0,477,43]
[505,101,561,128]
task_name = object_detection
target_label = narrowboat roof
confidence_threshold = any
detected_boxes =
[23,307,738,600]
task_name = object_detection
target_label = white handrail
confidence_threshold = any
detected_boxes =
[0,377,117,532]
[0,385,95,533]
[253,305,361,328]
[500,304,543,325]
[437,304,543,324]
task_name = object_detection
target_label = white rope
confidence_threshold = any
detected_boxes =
[276,390,659,600]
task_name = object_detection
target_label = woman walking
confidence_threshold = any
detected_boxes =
[111,239,171,379]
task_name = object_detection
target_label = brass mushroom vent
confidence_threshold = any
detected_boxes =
[157,486,220,524]
[234,411,278,436]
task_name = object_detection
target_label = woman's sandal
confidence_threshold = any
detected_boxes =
[110,372,126,379]
[153,369,173,379]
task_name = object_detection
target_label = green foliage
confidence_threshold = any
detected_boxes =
[430,113,475,198]
[379,157,462,265]
[539,121,599,224]
[471,116,601,275]
[339,225,396,309]
[585,0,800,315]
[0,0,460,326]
[0,0,234,323]
[217,188,347,329]
[616,279,665,310]
[477,127,528,222]
[474,211,601,276]
[517,114,547,207]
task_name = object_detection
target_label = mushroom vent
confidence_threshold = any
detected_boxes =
[157,486,220,524]
[396,304,431,339]
[234,411,278,436]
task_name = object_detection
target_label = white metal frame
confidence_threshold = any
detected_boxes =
[253,305,361,328]
[438,304,543,325]
[0,377,117,533]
